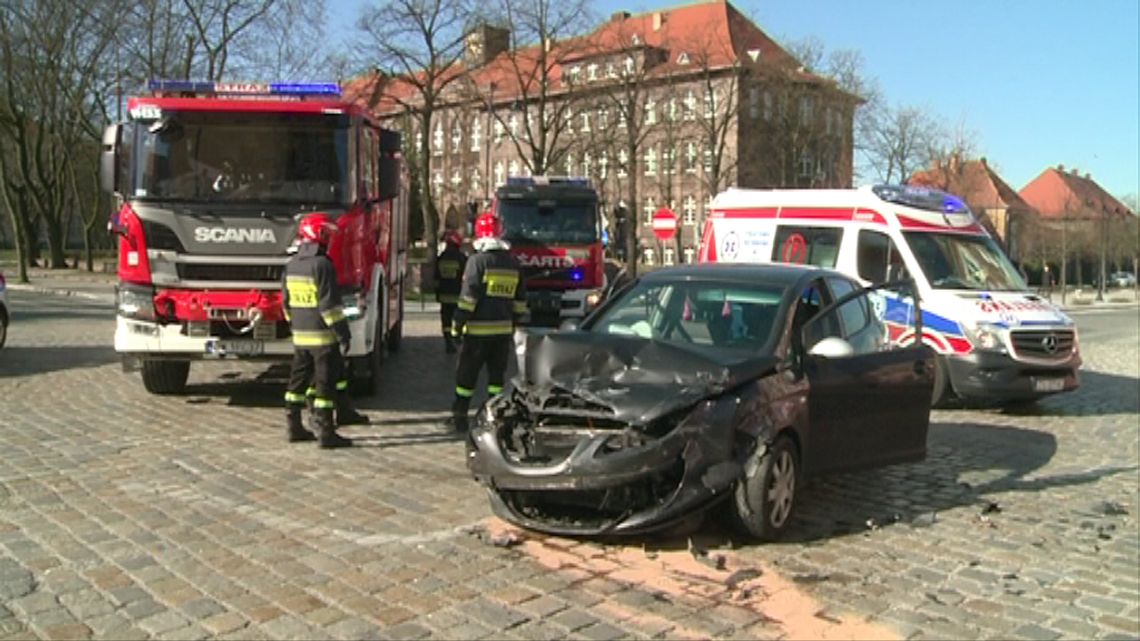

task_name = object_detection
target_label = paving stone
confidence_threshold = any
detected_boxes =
[136,610,192,636]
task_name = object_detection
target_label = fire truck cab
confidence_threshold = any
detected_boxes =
[699,184,1081,406]
[100,80,409,395]
[491,176,607,325]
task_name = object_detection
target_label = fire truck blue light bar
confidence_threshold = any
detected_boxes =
[148,80,341,96]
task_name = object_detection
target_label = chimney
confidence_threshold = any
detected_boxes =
[465,24,511,67]
[1057,163,1065,172]
[1070,167,1079,175]
[611,10,630,21]
[1084,172,1091,179]
[652,11,664,31]
[980,156,987,166]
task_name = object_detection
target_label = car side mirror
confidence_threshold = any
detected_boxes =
[807,336,854,359]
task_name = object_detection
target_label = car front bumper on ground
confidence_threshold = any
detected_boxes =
[945,349,1081,402]
[466,399,742,536]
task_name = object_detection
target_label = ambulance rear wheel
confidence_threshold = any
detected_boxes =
[931,356,950,408]
[141,359,189,395]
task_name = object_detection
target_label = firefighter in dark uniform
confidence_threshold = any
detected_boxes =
[435,229,467,353]
[450,213,527,431]
[282,213,354,448]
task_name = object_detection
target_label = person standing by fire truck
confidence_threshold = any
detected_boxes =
[282,213,354,448]
[435,229,467,354]
[449,214,527,431]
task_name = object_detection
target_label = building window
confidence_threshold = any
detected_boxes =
[564,152,575,175]
[749,87,760,119]
[432,172,443,191]
[597,105,608,129]
[582,152,593,178]
[471,118,482,152]
[494,161,505,186]
[682,195,696,225]
[568,65,582,84]
[685,141,698,173]
[703,147,713,173]
[618,109,627,129]
[684,90,697,121]
[645,98,657,125]
[451,169,462,187]
[704,195,712,216]
[451,120,462,150]
[825,107,834,135]
[663,147,675,174]
[763,91,773,121]
[683,246,695,264]
[642,197,655,225]
[667,98,678,121]
[677,52,689,65]
[414,129,424,155]
[509,159,520,176]
[624,56,635,75]
[642,247,656,266]
[599,151,609,179]
[799,148,813,178]
[580,111,591,133]
[587,63,598,81]
[493,119,505,144]
[704,90,715,118]
[563,108,574,134]
[471,169,482,194]
[617,149,629,177]
[606,62,616,78]
[663,246,675,266]
[432,124,444,156]
[644,146,657,176]
[799,95,814,126]
[508,113,520,139]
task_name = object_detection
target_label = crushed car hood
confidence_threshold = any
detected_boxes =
[518,331,779,425]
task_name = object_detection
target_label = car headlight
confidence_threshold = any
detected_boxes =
[585,289,604,309]
[116,284,156,321]
[964,322,1005,351]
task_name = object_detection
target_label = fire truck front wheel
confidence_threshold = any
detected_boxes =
[349,321,384,397]
[141,359,190,395]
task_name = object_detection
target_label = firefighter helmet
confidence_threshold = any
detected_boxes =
[474,213,502,240]
[297,213,337,246]
[442,229,463,247]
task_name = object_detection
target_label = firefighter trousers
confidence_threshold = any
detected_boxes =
[439,302,457,335]
[454,334,512,403]
[284,345,338,411]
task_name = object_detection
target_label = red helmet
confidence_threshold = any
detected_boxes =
[297,212,337,246]
[474,213,502,240]
[442,229,463,247]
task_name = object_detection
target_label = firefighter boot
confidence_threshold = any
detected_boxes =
[450,396,470,433]
[444,333,456,354]
[315,408,353,449]
[286,406,317,443]
[336,393,371,426]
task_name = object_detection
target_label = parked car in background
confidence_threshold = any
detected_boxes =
[0,270,8,348]
[1109,271,1137,288]
[468,263,935,540]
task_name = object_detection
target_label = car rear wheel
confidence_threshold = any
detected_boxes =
[731,434,798,541]
[141,359,190,395]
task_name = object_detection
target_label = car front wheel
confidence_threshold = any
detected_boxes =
[731,434,798,541]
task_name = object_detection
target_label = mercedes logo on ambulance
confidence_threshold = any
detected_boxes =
[1040,333,1058,354]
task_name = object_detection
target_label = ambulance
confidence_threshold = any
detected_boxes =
[698,184,1080,406]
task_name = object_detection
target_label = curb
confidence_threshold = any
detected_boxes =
[7,283,115,304]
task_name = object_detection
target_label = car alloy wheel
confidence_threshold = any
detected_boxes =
[731,434,798,541]
[766,448,796,529]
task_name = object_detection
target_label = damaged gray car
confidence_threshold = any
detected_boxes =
[467,263,934,540]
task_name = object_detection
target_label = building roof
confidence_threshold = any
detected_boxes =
[908,156,1034,214]
[344,0,846,115]
[1018,165,1134,220]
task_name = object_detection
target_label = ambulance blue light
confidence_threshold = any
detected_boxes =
[872,184,971,215]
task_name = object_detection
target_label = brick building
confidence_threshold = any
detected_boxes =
[349,0,859,266]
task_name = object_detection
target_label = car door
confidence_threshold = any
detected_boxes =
[801,279,934,475]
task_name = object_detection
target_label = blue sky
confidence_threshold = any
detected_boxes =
[330,0,1139,199]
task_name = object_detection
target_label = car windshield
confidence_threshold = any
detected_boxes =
[903,232,1027,291]
[499,200,599,244]
[588,278,786,353]
[129,111,351,207]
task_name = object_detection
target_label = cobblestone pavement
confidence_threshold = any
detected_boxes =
[0,289,1137,640]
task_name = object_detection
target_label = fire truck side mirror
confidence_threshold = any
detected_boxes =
[100,124,121,195]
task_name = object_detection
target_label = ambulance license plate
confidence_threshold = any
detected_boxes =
[1033,377,1065,392]
[213,340,264,356]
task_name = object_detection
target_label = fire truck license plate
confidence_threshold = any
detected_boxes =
[213,340,264,356]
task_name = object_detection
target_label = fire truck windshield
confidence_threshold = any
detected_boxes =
[498,200,598,245]
[129,112,350,207]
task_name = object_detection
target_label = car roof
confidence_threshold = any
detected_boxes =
[639,262,844,288]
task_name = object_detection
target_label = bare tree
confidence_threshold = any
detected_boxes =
[180,0,276,80]
[357,0,471,254]
[863,104,941,184]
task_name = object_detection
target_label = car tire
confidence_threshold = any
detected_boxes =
[731,434,798,541]
[141,359,190,395]
[930,356,950,408]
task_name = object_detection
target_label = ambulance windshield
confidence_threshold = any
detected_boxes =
[904,232,1027,292]
[129,111,351,206]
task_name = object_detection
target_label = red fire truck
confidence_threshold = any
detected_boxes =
[99,80,409,395]
[490,176,606,325]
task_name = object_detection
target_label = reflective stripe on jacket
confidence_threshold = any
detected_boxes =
[452,248,526,336]
[282,243,350,347]
[435,246,467,304]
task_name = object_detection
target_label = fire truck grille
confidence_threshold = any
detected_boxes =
[176,263,283,283]
[1010,329,1075,360]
